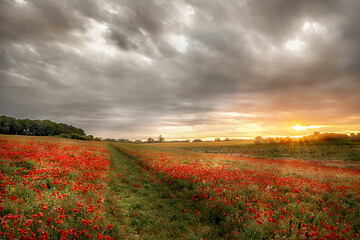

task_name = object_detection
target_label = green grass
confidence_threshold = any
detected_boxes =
[105,144,221,240]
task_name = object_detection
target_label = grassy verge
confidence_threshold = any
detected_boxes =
[106,144,217,240]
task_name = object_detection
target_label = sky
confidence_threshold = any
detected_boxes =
[1,0,360,140]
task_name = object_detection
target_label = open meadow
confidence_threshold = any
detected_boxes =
[176,140,360,166]
[1,135,360,239]
[3,0,360,239]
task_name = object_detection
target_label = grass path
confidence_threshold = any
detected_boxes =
[106,144,213,240]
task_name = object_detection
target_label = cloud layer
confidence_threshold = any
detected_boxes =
[1,0,360,139]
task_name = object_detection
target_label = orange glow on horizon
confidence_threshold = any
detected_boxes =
[290,124,326,131]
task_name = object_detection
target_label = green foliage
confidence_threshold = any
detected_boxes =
[59,133,89,140]
[0,116,21,134]
[86,135,94,141]
[0,115,90,138]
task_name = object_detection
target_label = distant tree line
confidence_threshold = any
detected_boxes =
[102,135,167,144]
[214,137,234,142]
[146,135,164,143]
[0,115,100,141]
[254,131,360,144]
[350,133,360,142]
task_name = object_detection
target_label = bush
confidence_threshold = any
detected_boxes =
[86,135,94,141]
[69,133,87,140]
[59,133,71,139]
[350,133,360,142]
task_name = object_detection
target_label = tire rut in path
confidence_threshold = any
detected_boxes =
[106,144,212,240]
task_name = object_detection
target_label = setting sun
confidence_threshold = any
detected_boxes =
[291,124,326,131]
[292,125,307,130]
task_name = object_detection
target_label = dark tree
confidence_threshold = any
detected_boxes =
[158,135,164,143]
[0,115,86,138]
[254,136,265,145]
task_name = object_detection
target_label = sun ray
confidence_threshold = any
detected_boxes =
[290,125,327,131]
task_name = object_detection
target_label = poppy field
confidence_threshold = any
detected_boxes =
[0,135,117,240]
[115,143,360,239]
[1,135,360,239]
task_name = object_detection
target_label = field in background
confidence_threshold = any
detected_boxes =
[146,140,254,148]
[1,135,360,239]
[178,140,360,163]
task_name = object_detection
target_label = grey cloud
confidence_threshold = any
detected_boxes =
[246,0,340,42]
[1,0,360,138]
[110,29,135,50]
[0,0,85,43]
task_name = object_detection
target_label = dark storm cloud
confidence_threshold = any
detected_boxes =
[0,0,85,43]
[1,0,360,139]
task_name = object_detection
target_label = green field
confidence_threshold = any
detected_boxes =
[177,140,360,162]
